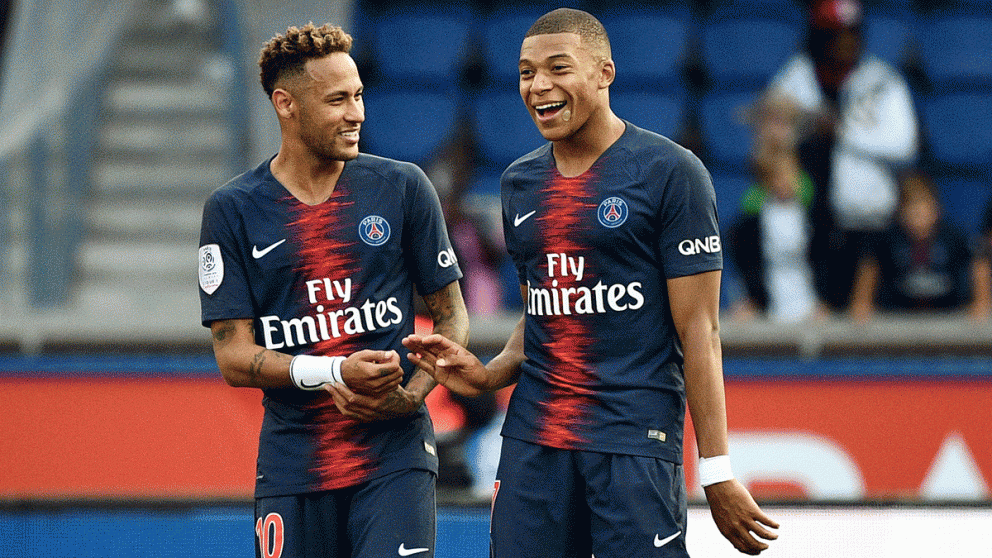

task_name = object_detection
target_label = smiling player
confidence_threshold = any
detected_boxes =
[404,8,778,557]
[198,23,468,558]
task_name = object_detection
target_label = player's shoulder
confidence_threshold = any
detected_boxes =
[502,142,552,183]
[349,152,428,183]
[616,121,707,179]
[205,158,274,207]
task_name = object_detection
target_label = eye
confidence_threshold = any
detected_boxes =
[519,68,534,79]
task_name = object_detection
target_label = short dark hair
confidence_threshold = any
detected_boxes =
[526,8,611,60]
[258,23,353,98]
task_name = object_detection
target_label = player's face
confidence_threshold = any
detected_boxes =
[518,32,609,142]
[295,52,365,161]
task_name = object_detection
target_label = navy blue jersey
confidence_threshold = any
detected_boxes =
[198,154,462,496]
[500,122,721,463]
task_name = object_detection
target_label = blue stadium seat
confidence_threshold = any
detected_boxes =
[701,15,802,90]
[473,90,546,169]
[360,90,459,165]
[921,93,992,172]
[699,90,761,170]
[917,14,992,90]
[941,0,992,11]
[599,7,691,90]
[374,8,474,88]
[709,172,753,232]
[468,171,502,199]
[482,6,549,85]
[611,91,687,141]
[936,176,991,237]
[705,0,804,24]
[863,14,913,69]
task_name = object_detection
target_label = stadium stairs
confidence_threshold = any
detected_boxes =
[73,0,232,351]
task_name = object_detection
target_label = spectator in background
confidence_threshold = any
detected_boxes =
[848,171,977,321]
[423,120,502,491]
[426,120,507,317]
[729,92,827,322]
[967,198,992,320]
[765,0,918,312]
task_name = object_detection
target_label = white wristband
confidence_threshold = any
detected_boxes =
[289,355,346,391]
[698,455,734,487]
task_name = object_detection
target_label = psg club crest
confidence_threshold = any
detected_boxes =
[597,197,628,228]
[358,215,391,246]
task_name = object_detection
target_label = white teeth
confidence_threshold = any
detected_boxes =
[536,102,566,111]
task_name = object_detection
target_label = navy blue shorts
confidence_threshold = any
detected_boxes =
[490,437,688,558]
[254,469,436,558]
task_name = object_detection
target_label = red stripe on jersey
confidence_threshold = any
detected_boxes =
[289,196,375,489]
[533,172,598,448]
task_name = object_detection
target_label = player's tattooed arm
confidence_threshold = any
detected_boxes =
[210,318,293,389]
[423,281,470,346]
[406,281,470,402]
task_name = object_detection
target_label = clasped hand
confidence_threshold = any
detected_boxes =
[324,350,415,422]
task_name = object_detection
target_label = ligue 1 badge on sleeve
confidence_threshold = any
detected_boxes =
[199,244,224,294]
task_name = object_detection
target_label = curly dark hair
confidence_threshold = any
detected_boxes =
[258,23,353,98]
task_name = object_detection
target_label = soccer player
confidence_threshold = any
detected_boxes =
[403,8,777,557]
[198,23,468,558]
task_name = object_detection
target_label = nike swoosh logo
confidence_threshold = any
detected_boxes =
[252,239,286,259]
[514,210,536,227]
[397,543,430,556]
[654,530,681,548]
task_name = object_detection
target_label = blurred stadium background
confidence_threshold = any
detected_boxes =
[1,0,990,556]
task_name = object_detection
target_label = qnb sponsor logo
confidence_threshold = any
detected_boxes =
[260,298,404,349]
[437,248,457,268]
[678,235,722,256]
[526,279,644,316]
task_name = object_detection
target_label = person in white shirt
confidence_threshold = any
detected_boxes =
[765,0,918,311]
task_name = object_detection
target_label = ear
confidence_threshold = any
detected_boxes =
[271,88,296,120]
[598,59,616,90]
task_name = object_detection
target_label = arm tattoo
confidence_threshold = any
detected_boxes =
[247,350,266,382]
[424,283,466,343]
[212,320,237,345]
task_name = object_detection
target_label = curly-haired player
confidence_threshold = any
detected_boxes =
[199,23,468,558]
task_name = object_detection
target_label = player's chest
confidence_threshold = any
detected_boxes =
[504,175,656,257]
[243,196,405,273]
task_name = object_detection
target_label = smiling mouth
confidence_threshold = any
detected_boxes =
[535,101,566,118]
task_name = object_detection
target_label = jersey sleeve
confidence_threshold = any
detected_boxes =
[198,189,254,326]
[401,164,463,295]
[656,147,723,279]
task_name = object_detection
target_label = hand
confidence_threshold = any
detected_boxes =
[704,479,779,555]
[402,334,490,397]
[340,350,403,396]
[324,381,419,422]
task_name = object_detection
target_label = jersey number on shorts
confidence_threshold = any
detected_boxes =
[256,513,285,558]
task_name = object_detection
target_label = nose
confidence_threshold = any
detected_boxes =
[532,69,553,93]
[347,97,365,123]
